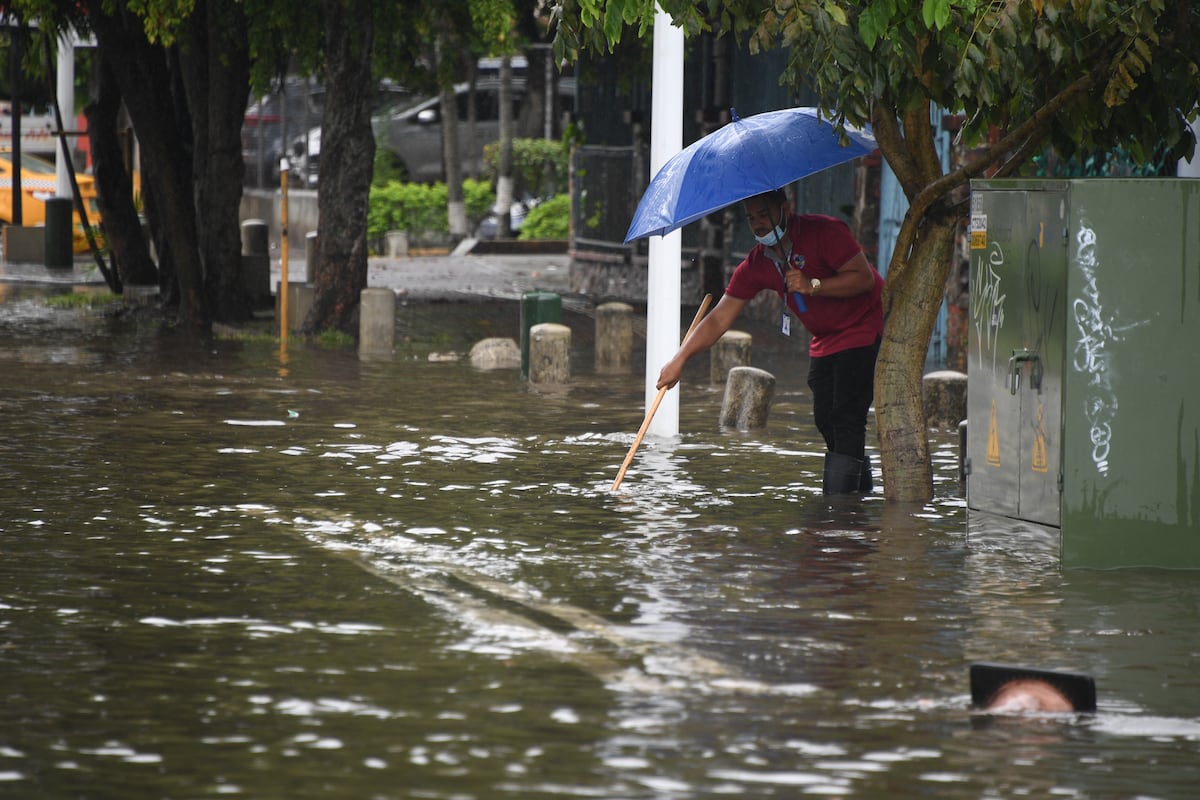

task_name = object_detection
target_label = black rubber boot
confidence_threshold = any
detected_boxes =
[859,455,874,494]
[823,452,865,495]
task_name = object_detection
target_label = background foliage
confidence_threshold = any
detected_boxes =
[481,137,570,197]
[367,179,495,242]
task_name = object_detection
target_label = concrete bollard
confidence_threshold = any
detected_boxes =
[359,287,396,356]
[241,219,271,307]
[528,322,571,384]
[595,301,633,374]
[719,366,776,431]
[923,370,968,429]
[276,282,315,332]
[711,330,752,384]
[2,226,45,263]
[385,230,409,257]
[469,337,521,370]
[241,219,270,256]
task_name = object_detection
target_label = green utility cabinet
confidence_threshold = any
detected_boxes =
[967,179,1200,568]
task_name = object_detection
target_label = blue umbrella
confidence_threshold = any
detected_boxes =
[624,107,877,243]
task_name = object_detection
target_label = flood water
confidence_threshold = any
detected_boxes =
[1,284,1198,799]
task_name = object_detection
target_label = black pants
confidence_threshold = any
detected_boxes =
[806,337,880,459]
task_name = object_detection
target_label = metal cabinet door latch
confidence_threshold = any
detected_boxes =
[1007,349,1043,395]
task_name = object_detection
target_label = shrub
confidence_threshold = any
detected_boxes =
[462,179,496,223]
[518,194,570,240]
[368,178,496,241]
[481,138,569,198]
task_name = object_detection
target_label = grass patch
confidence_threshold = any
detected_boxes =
[213,327,278,344]
[315,329,355,349]
[45,291,121,309]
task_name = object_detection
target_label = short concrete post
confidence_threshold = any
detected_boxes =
[528,322,571,384]
[276,282,315,332]
[922,370,968,429]
[595,301,633,374]
[241,219,270,257]
[711,330,752,383]
[241,219,271,307]
[385,230,409,257]
[359,288,396,356]
[719,366,776,431]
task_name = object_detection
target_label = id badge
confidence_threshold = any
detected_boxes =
[781,312,791,337]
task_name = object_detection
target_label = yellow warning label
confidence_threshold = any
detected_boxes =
[970,214,987,250]
[986,399,1001,467]
[1031,403,1048,472]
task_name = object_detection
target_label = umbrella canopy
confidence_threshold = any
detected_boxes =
[625,107,877,243]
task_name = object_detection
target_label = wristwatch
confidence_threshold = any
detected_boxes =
[810,278,822,295]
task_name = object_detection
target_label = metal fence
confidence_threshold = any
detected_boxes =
[572,143,714,256]
[571,144,640,254]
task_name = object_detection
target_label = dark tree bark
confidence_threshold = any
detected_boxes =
[303,0,375,336]
[85,0,207,333]
[84,51,157,287]
[179,0,253,323]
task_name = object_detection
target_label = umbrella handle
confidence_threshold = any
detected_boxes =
[792,291,807,314]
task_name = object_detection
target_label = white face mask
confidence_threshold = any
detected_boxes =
[754,223,786,247]
[754,205,787,247]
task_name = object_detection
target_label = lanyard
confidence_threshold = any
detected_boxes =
[771,250,807,314]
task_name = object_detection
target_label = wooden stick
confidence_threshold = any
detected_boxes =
[610,293,713,492]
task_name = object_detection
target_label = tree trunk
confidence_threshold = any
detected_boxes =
[442,79,467,238]
[84,51,157,287]
[180,0,252,324]
[436,29,466,238]
[86,0,207,333]
[875,204,959,502]
[304,0,375,336]
[496,53,514,239]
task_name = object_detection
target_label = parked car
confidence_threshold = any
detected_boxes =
[0,149,102,252]
[242,77,323,188]
[371,71,574,184]
[283,80,419,189]
[290,58,573,188]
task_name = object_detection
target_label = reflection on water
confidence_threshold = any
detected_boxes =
[1,290,1199,798]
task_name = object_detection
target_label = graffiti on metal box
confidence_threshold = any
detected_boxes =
[971,242,1007,375]
[1071,222,1126,476]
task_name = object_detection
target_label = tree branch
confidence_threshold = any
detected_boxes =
[871,99,922,200]
[907,67,1103,221]
[902,97,942,185]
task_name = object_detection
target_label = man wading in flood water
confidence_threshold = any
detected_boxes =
[655,188,884,495]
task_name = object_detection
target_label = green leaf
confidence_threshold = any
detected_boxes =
[858,4,883,49]
[825,1,848,27]
[922,0,950,30]
[603,4,625,46]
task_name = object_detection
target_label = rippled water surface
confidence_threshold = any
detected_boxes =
[1,287,1198,799]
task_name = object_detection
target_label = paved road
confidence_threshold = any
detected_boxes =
[1,248,574,305]
[363,252,572,302]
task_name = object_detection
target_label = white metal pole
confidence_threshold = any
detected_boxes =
[55,36,74,198]
[645,6,684,438]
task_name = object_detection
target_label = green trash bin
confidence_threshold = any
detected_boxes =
[520,291,561,379]
[44,197,73,269]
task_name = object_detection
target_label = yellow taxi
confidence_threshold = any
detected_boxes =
[0,149,102,252]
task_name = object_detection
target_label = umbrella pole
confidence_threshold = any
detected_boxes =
[611,293,712,492]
